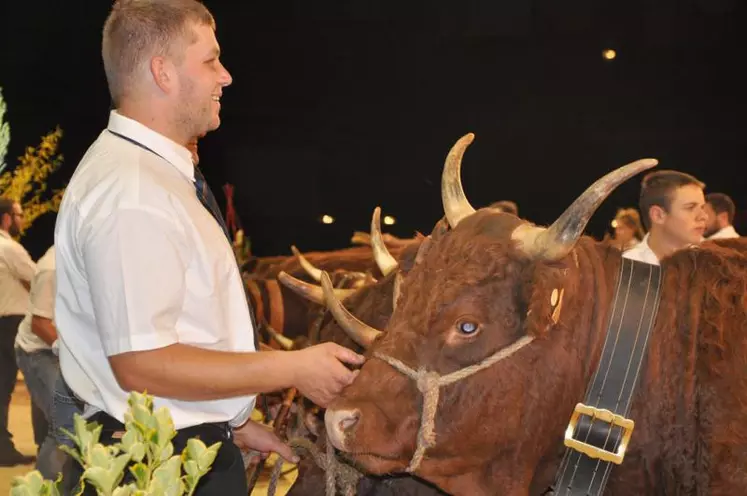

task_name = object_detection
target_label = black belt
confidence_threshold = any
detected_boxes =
[550,257,662,495]
[89,411,233,442]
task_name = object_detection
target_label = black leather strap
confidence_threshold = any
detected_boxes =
[551,257,662,495]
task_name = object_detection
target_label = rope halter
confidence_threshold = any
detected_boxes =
[372,334,535,472]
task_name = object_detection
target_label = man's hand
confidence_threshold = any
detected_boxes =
[291,343,365,407]
[233,420,299,464]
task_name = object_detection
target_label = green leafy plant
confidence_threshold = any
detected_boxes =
[10,392,221,496]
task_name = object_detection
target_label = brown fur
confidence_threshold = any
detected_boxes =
[327,209,747,495]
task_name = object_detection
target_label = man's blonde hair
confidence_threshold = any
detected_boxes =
[102,0,215,105]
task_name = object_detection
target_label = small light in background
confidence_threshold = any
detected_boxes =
[611,219,618,228]
[602,49,616,61]
[321,214,335,224]
[383,215,396,226]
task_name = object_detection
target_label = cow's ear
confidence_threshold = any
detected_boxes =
[522,265,569,337]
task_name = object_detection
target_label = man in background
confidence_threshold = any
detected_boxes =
[704,192,740,239]
[0,198,36,466]
[15,245,66,477]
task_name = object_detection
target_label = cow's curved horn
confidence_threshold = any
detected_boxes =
[264,323,295,351]
[392,272,403,312]
[278,271,356,306]
[371,207,399,276]
[291,245,322,282]
[512,158,658,261]
[441,133,477,228]
[321,271,383,348]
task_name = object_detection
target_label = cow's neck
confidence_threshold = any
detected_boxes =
[532,243,626,494]
[424,461,533,496]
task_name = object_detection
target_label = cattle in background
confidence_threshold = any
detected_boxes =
[243,231,421,344]
[323,133,747,495]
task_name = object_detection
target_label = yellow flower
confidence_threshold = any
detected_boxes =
[0,126,66,237]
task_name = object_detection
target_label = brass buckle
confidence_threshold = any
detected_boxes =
[563,403,635,465]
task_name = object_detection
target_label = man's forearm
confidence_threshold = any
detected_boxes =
[109,344,297,401]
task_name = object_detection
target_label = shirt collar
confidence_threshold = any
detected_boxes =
[0,229,10,240]
[106,110,195,182]
[629,233,660,265]
[715,225,738,237]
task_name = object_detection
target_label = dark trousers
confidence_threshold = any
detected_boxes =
[62,412,247,495]
[0,315,24,452]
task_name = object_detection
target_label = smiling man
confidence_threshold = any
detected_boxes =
[54,1,364,492]
[623,169,707,265]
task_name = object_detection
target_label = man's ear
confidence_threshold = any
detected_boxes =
[150,56,177,94]
[649,205,667,226]
[0,213,10,231]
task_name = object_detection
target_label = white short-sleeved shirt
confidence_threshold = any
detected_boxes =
[54,110,256,429]
[15,246,56,353]
[0,230,36,317]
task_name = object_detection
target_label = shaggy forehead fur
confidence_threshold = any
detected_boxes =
[395,210,562,333]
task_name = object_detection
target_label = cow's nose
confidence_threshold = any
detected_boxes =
[325,408,360,451]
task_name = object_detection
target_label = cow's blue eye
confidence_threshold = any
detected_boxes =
[458,321,479,335]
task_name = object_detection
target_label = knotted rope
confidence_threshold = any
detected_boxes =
[267,437,363,496]
[373,334,535,472]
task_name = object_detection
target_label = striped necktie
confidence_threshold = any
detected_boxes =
[193,166,231,242]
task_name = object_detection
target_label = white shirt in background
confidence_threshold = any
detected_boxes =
[0,229,36,316]
[708,225,740,239]
[622,233,660,266]
[15,246,56,353]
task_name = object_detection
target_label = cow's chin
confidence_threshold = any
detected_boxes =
[345,451,409,475]
[331,432,413,475]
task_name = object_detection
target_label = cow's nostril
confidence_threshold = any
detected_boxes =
[325,408,361,451]
[339,411,359,432]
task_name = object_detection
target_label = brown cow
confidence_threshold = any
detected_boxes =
[323,133,747,495]
[280,211,446,496]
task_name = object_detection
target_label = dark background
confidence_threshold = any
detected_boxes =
[1,0,745,259]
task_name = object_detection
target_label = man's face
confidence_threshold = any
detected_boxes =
[614,222,635,246]
[173,22,232,138]
[703,202,720,237]
[654,185,707,248]
[8,203,24,237]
